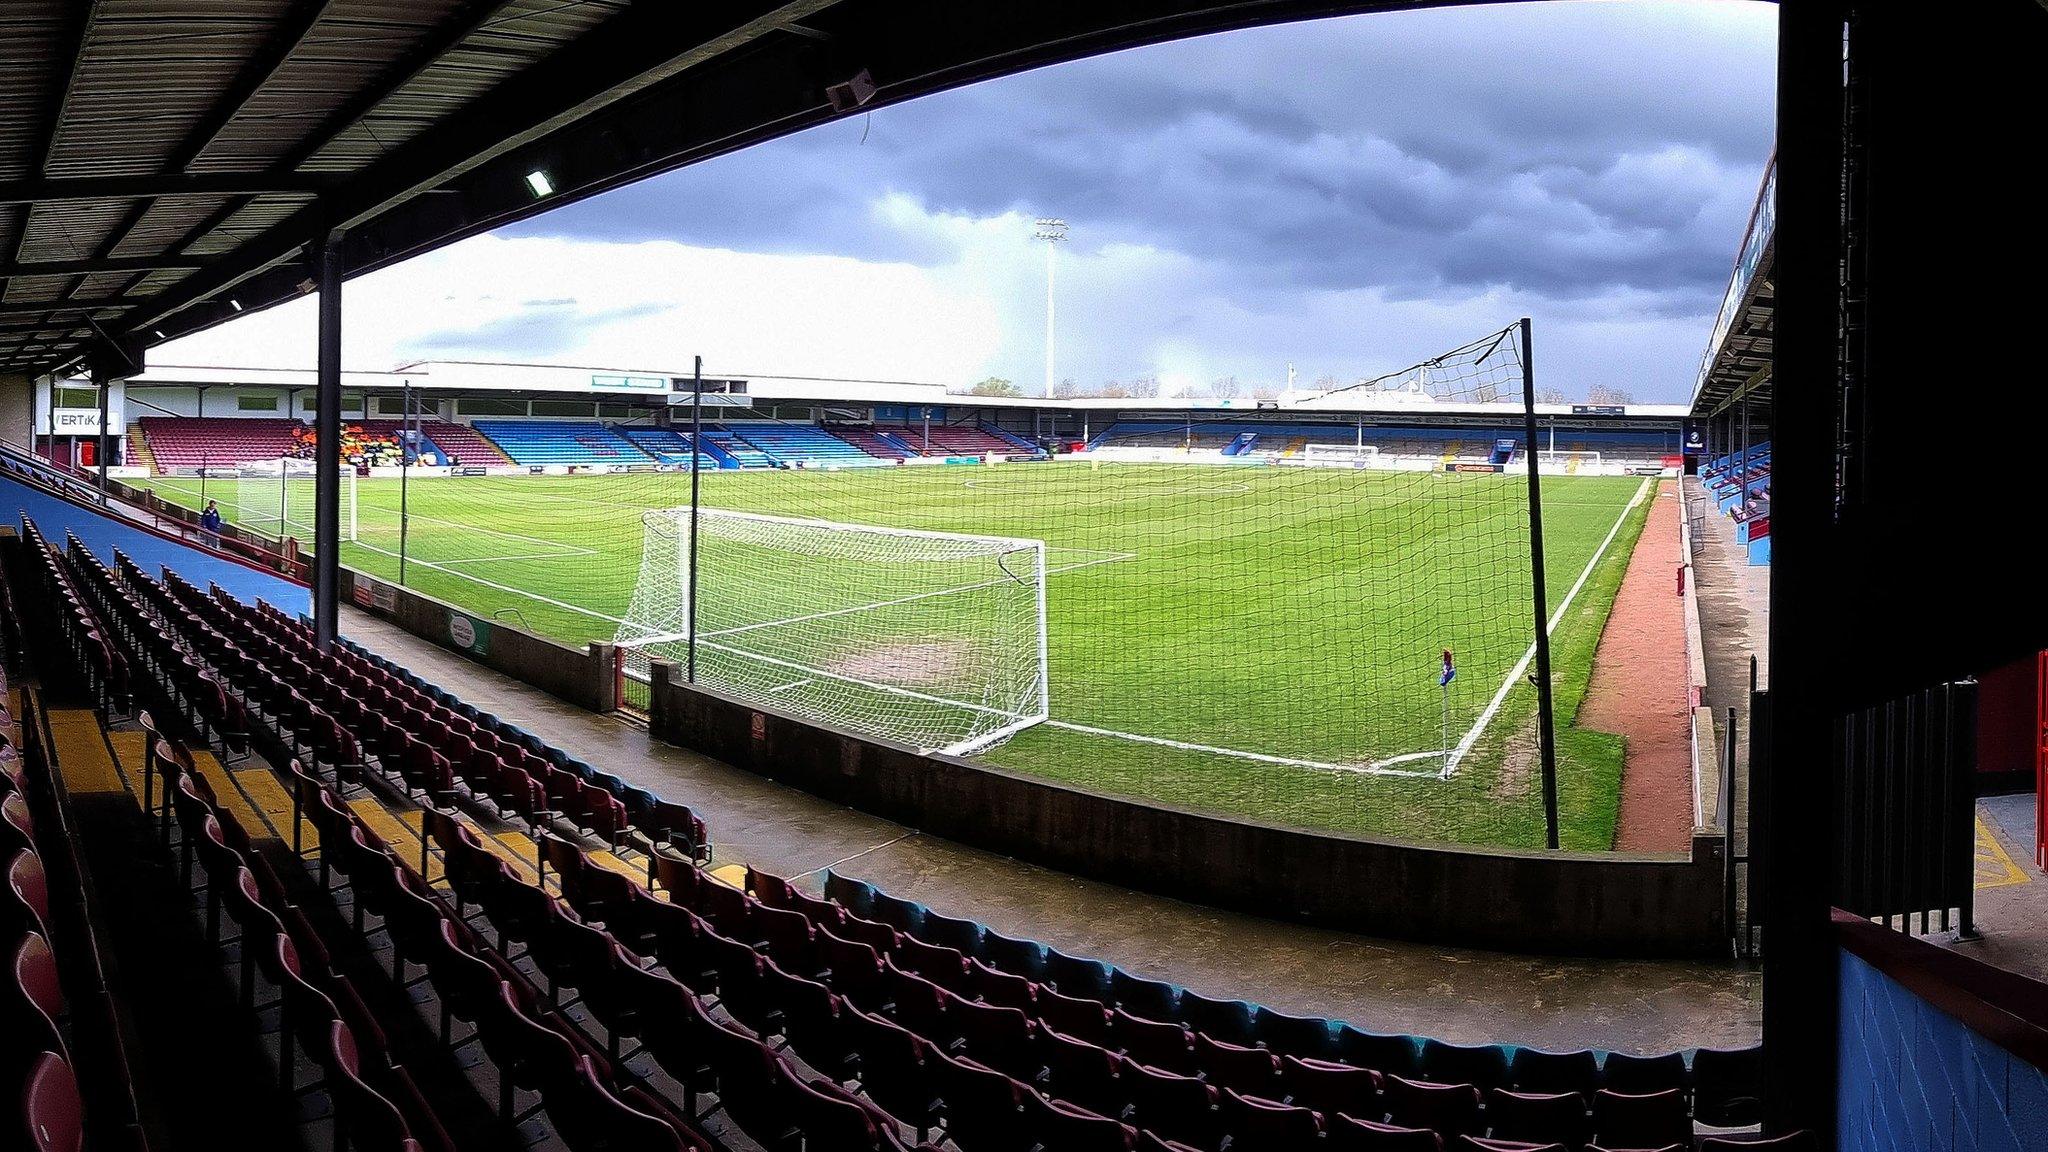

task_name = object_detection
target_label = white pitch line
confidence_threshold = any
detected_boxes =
[1440,477,1652,779]
[767,678,814,694]
[347,541,628,625]
[1043,719,1443,778]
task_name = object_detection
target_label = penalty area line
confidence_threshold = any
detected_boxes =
[1042,719,1442,778]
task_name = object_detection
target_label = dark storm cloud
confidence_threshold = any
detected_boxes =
[500,1,1773,375]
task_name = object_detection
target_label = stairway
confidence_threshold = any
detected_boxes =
[124,422,156,472]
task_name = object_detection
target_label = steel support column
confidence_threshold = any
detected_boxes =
[313,237,344,649]
[1761,0,1848,1138]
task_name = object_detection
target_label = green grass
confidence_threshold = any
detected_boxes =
[143,462,1651,849]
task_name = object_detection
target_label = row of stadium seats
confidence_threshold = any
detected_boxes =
[618,427,722,469]
[467,419,648,466]
[1699,443,1771,564]
[3,688,88,1152]
[136,416,306,471]
[878,424,1032,456]
[738,424,883,466]
[34,521,732,1150]
[14,513,1803,1152]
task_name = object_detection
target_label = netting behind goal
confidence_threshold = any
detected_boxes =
[616,508,1049,756]
[236,460,356,544]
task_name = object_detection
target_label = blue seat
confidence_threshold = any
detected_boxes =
[1419,1038,1511,1091]
[1254,1005,1336,1060]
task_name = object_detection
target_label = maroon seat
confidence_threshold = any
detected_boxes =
[1222,1088,1323,1146]
[1284,1054,1383,1122]
[1386,1076,1485,1137]
[843,1004,942,1141]
[1113,1007,1195,1075]
[1330,1116,1447,1152]
[952,991,1039,1080]
[885,955,958,1049]
[1591,1089,1691,1150]
[933,1052,1032,1152]
[1028,1092,1137,1152]
[969,956,1038,1012]
[1195,1031,1282,1097]
[329,1022,417,1152]
[1488,1089,1592,1148]
[19,1051,83,1152]
[1040,1025,1126,1120]
[1038,985,1112,1045]
[1122,1057,1221,1150]
[544,1052,696,1152]
[898,933,971,992]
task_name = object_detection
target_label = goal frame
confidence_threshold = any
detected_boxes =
[1300,442,1384,468]
[235,459,357,544]
[615,506,1051,757]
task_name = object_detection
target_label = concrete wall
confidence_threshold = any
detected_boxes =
[1836,914,2048,1152]
[0,373,32,448]
[648,663,1727,957]
[337,568,617,713]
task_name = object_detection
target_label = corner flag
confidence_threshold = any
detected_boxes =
[1440,648,1456,686]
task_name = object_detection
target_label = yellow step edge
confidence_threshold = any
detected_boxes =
[46,709,126,794]
[709,863,747,890]
[106,731,153,809]
[346,799,442,884]
[193,756,277,843]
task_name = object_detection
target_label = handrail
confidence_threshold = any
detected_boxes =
[1834,907,2048,1068]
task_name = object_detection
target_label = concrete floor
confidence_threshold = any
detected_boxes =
[341,604,1761,1053]
[1685,479,1770,912]
[1954,793,2048,982]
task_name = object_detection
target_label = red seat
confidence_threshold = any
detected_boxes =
[19,1051,83,1152]
[843,1004,942,1141]
[1591,1089,1690,1150]
[933,1052,1032,1152]
[1222,1087,1324,1146]
[1038,984,1112,1045]
[1284,1054,1383,1122]
[1386,1076,1484,1137]
[1040,1025,1126,1120]
[1028,1092,1136,1152]
[1330,1116,1447,1152]
[1122,1057,1221,1150]
[1488,1089,1592,1148]
[1112,1007,1195,1075]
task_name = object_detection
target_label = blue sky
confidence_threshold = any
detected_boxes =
[166,1,1777,403]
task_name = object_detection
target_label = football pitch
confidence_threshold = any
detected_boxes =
[143,463,1654,850]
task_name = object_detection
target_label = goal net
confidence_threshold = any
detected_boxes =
[1300,443,1383,468]
[616,507,1050,756]
[236,459,356,544]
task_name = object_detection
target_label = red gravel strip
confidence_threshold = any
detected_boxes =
[1582,479,1694,851]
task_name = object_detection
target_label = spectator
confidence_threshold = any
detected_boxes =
[199,499,224,546]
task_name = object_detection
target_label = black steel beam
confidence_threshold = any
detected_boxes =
[3,0,106,298]
[0,298,136,318]
[313,237,343,650]
[122,1,846,342]
[1760,0,1847,1139]
[1,256,204,278]
[0,175,335,206]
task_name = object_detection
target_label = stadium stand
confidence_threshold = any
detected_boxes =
[1699,443,1771,564]
[725,424,881,467]
[618,427,723,469]
[349,420,509,467]
[827,425,920,460]
[1083,422,1675,470]
[136,416,306,472]
[700,429,775,468]
[3,494,1798,1152]
[877,424,1026,457]
[468,420,651,467]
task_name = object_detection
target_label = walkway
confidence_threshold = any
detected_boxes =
[341,604,1760,1053]
[1685,477,1770,875]
[1582,480,1693,851]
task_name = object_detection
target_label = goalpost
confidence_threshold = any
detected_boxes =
[616,507,1050,756]
[235,458,356,544]
[1300,443,1383,468]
